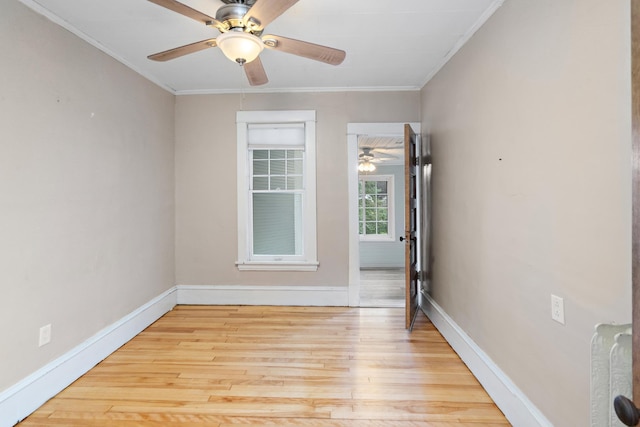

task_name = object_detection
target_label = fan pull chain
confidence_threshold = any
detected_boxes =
[238,63,247,111]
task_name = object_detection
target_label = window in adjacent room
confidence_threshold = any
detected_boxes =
[236,110,318,271]
[358,175,395,241]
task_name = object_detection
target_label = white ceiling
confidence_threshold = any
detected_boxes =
[19,0,503,94]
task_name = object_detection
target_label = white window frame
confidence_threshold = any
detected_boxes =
[236,110,318,271]
[358,174,395,242]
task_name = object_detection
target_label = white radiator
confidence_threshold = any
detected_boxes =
[591,323,632,427]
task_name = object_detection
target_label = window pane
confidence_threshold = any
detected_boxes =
[359,222,363,234]
[365,223,377,234]
[287,159,303,174]
[365,208,376,221]
[253,193,302,255]
[376,181,387,194]
[287,176,303,190]
[253,177,268,190]
[253,150,268,159]
[378,208,388,221]
[365,181,377,194]
[377,195,388,207]
[271,150,286,159]
[253,159,269,175]
[287,149,303,159]
[271,159,286,175]
[378,222,388,234]
[365,195,375,207]
[270,176,286,190]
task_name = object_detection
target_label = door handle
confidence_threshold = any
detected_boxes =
[614,395,640,426]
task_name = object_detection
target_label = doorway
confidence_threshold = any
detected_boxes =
[347,122,421,307]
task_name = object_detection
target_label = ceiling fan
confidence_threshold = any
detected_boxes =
[358,147,401,172]
[358,148,380,173]
[359,147,398,163]
[146,0,346,86]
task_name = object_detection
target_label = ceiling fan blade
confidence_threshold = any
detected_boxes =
[243,0,298,32]
[262,35,345,65]
[147,0,227,31]
[371,149,400,159]
[148,39,217,61]
[244,57,269,86]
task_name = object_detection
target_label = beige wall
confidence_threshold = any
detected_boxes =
[0,1,175,391]
[175,92,419,287]
[420,0,631,425]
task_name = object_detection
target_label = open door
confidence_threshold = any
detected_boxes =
[612,1,640,425]
[634,0,640,409]
[572,5,640,423]
[403,124,419,330]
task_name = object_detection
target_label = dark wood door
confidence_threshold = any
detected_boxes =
[403,124,419,330]
[632,0,640,407]
[612,2,640,425]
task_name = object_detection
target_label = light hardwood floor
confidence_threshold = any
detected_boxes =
[19,306,509,426]
[359,268,405,307]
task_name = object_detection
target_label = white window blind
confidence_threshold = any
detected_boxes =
[247,123,305,148]
[252,193,303,255]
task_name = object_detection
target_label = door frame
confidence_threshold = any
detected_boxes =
[347,122,421,307]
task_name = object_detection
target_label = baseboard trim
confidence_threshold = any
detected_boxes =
[2,284,347,425]
[177,284,349,306]
[420,291,552,427]
[0,287,177,427]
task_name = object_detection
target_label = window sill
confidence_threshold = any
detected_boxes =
[235,261,319,272]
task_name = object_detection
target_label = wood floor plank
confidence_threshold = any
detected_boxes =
[17,306,509,426]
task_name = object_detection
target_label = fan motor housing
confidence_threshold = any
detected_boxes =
[220,0,256,4]
[216,2,252,30]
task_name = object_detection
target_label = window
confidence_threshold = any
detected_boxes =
[251,148,303,255]
[236,110,318,271]
[358,175,395,241]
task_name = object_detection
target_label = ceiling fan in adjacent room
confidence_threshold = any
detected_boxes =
[358,148,380,172]
[358,146,402,172]
[146,0,346,86]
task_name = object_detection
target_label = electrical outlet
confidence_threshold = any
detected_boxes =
[39,324,51,347]
[551,295,565,325]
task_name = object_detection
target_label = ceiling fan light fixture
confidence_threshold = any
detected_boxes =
[358,160,376,172]
[216,31,264,64]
